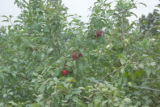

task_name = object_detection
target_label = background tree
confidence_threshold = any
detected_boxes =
[139,4,160,36]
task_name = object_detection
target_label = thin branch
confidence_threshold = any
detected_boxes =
[97,70,117,88]
[131,85,160,92]
[100,70,117,82]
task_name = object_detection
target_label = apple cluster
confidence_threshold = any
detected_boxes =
[62,30,102,76]
[61,51,83,76]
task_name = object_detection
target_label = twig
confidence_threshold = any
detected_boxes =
[96,70,117,88]
[131,85,160,92]
[100,70,117,82]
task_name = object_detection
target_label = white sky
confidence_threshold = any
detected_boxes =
[0,0,159,26]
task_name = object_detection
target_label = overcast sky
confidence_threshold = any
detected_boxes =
[0,0,159,26]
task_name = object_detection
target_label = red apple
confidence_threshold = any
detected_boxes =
[62,70,68,76]
[79,53,83,57]
[72,51,79,60]
[96,30,102,37]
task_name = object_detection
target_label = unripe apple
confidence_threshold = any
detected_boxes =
[62,70,68,76]
[96,30,102,37]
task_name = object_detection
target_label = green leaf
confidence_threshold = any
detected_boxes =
[94,96,102,107]
[32,103,41,107]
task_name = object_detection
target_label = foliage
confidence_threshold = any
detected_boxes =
[139,4,160,36]
[0,0,160,106]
